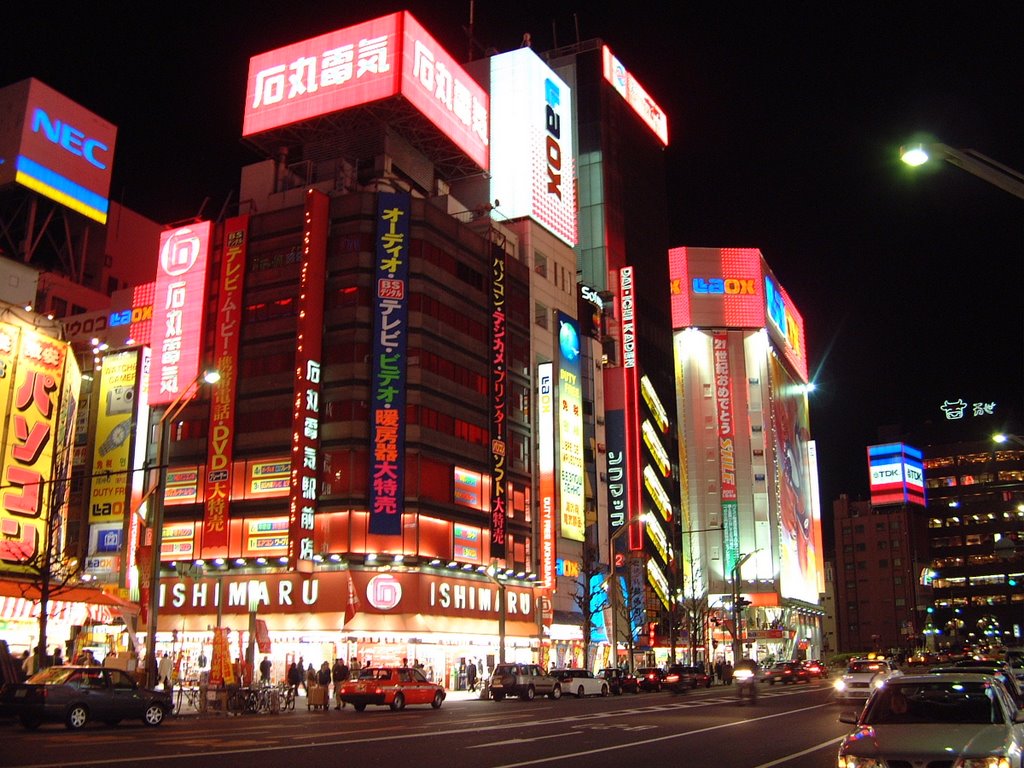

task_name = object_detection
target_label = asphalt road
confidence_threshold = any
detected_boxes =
[1,680,855,768]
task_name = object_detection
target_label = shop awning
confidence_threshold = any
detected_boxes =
[0,580,139,624]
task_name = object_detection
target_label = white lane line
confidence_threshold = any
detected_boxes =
[750,736,844,768]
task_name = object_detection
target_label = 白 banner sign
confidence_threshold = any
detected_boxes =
[288,192,327,571]
[0,78,117,224]
[489,245,508,558]
[537,363,556,591]
[204,214,249,553]
[149,221,212,406]
[243,11,488,170]
[368,192,410,536]
[0,326,70,571]
[89,349,140,524]
[712,332,740,573]
[557,312,584,542]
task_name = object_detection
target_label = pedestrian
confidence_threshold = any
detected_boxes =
[466,659,478,692]
[715,659,723,684]
[52,646,63,667]
[306,662,317,694]
[259,656,272,684]
[158,651,174,689]
[402,657,409,667]
[351,656,361,673]
[332,657,350,709]
[317,661,331,693]
[723,661,734,685]
[287,661,302,696]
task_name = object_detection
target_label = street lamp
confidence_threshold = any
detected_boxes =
[486,559,507,664]
[144,368,220,688]
[730,549,761,662]
[900,142,1024,200]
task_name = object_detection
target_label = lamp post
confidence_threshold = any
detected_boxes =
[900,143,1024,200]
[486,560,507,664]
[730,550,760,662]
[143,368,220,688]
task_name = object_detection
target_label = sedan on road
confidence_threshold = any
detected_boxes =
[838,673,1024,768]
[833,657,902,702]
[664,665,712,691]
[764,661,811,686]
[599,668,639,695]
[636,667,665,692]
[0,665,172,730]
[338,667,445,711]
[550,669,610,698]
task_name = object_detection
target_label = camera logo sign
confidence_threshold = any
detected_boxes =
[367,573,402,610]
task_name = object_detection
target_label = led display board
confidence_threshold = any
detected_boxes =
[764,272,809,383]
[489,48,577,246]
[149,221,212,406]
[557,313,585,542]
[243,12,489,170]
[0,79,116,224]
[89,349,141,524]
[601,46,668,146]
[868,442,926,507]
[368,192,411,536]
[668,246,764,330]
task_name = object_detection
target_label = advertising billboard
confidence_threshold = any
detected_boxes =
[601,47,668,146]
[764,271,809,383]
[867,442,926,507]
[88,349,141,524]
[769,356,821,603]
[489,48,577,246]
[0,79,117,224]
[368,192,411,536]
[149,221,212,407]
[618,266,643,551]
[668,246,764,330]
[557,313,585,542]
[489,243,507,557]
[537,363,556,590]
[243,11,488,170]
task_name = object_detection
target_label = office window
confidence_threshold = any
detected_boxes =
[535,301,549,329]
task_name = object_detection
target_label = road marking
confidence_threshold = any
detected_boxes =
[750,736,845,768]
[6,700,833,767]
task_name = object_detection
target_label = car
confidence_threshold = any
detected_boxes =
[664,664,712,691]
[833,657,903,702]
[764,661,811,685]
[1006,648,1024,682]
[0,665,172,730]
[338,666,446,711]
[801,659,827,679]
[635,667,666,692]
[837,673,1024,768]
[931,664,1024,709]
[550,669,610,698]
[488,663,561,701]
[599,668,639,695]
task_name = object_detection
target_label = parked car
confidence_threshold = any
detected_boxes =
[801,659,827,679]
[0,665,172,730]
[765,661,811,685]
[837,673,1024,768]
[635,667,666,692]
[488,663,561,701]
[930,664,1024,709]
[550,669,610,698]
[833,657,903,702]
[664,664,712,691]
[338,666,446,711]
[599,668,639,695]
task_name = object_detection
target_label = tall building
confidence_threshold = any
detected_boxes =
[669,246,826,663]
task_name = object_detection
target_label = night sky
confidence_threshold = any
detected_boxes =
[6,2,1024,532]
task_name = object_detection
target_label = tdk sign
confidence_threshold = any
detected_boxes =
[32,108,110,169]
[692,277,757,295]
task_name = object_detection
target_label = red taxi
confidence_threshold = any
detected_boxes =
[338,667,446,711]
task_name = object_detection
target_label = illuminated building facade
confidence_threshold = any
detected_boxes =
[670,246,825,663]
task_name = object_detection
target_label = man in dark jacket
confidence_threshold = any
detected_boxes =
[332,658,350,709]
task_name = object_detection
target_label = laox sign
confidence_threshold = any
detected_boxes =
[692,277,757,295]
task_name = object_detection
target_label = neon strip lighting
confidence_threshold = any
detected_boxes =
[15,154,108,223]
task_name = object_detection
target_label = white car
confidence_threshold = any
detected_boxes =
[838,673,1024,768]
[550,669,610,698]
[833,658,903,702]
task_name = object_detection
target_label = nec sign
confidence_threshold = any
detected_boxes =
[31,108,110,169]
[692,277,757,295]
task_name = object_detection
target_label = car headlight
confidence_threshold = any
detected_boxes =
[834,679,847,692]
[870,677,886,689]
[837,756,883,768]
[954,758,1010,768]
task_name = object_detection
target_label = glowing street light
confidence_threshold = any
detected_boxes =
[900,142,1024,200]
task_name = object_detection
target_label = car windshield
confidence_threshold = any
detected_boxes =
[849,661,887,674]
[863,681,1004,725]
[26,667,77,685]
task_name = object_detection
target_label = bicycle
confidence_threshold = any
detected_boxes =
[278,684,296,712]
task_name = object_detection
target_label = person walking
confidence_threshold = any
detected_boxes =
[158,651,174,689]
[305,662,317,695]
[466,660,478,692]
[259,656,272,684]
[332,657,350,709]
[317,661,331,697]
[287,661,302,697]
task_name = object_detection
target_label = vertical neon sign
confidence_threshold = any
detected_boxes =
[538,363,555,590]
[489,244,507,558]
[619,267,643,551]
[713,332,739,572]
[368,192,410,536]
